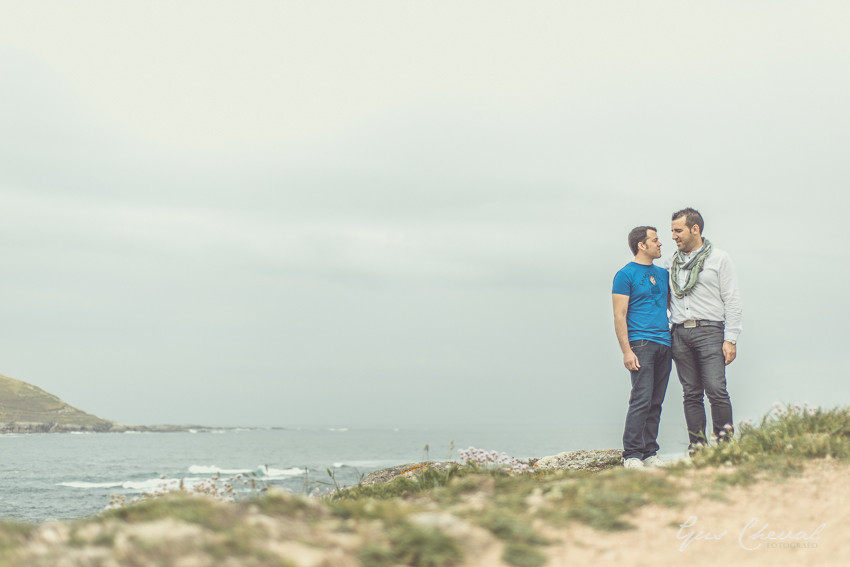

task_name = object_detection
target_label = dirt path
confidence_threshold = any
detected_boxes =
[540,458,849,566]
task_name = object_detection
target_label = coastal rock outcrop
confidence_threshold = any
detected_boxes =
[359,449,623,487]
[534,449,623,471]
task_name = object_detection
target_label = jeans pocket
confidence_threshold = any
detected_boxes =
[630,340,649,349]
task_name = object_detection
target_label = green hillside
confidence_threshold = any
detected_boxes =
[0,373,115,432]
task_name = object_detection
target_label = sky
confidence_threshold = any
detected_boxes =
[1,1,849,442]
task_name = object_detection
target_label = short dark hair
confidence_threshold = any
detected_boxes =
[628,226,656,256]
[671,207,704,234]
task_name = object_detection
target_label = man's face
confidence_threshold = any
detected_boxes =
[671,216,699,252]
[641,229,662,258]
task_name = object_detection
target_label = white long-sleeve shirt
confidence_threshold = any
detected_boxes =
[664,244,743,343]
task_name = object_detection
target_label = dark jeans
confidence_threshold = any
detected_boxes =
[672,325,733,445]
[623,340,672,460]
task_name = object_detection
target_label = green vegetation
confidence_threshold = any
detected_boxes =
[386,523,464,567]
[102,493,237,528]
[0,373,114,431]
[328,465,465,503]
[0,521,33,552]
[535,468,679,531]
[355,523,464,567]
[477,512,549,567]
[690,404,850,486]
[501,542,548,567]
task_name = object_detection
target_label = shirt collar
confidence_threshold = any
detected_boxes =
[684,243,706,258]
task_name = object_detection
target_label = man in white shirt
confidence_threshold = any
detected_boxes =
[665,208,742,450]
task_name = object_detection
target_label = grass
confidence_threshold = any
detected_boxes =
[529,468,679,531]
[355,523,464,567]
[689,404,850,486]
[102,493,236,528]
[327,465,465,503]
[476,512,549,567]
[501,542,548,567]
[0,521,32,552]
[386,523,464,567]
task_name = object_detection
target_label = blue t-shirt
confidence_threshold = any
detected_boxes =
[612,262,671,346]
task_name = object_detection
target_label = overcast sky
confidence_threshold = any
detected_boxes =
[1,1,848,439]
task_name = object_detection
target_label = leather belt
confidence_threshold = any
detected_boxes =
[673,319,724,329]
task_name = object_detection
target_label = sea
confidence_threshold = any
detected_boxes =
[0,424,689,524]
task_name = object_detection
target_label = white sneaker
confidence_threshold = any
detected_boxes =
[642,455,665,467]
[623,458,644,469]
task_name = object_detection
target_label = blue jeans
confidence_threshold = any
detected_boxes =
[672,325,733,445]
[623,340,672,460]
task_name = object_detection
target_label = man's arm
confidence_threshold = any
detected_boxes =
[718,253,742,365]
[613,293,640,371]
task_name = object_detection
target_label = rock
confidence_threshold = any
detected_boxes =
[535,449,622,471]
[359,451,621,489]
[360,461,454,486]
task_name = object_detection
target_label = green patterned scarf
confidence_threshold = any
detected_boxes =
[670,239,712,298]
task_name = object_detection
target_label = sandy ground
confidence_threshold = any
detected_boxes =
[537,458,849,567]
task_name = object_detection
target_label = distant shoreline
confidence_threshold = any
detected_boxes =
[0,422,262,434]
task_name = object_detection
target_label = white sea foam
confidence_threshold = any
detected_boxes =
[263,467,304,479]
[121,478,204,491]
[328,428,349,432]
[191,465,305,478]
[188,465,253,475]
[59,481,124,489]
[81,468,307,494]
[65,477,229,492]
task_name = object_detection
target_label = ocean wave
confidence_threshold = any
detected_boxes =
[122,478,199,491]
[188,465,253,475]
[263,467,305,479]
[59,481,124,489]
[186,465,304,479]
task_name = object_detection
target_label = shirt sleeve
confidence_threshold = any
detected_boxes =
[612,270,631,296]
[718,254,743,342]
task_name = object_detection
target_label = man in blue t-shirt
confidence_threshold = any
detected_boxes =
[612,226,672,469]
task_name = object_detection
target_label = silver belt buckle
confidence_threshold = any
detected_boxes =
[684,320,697,329]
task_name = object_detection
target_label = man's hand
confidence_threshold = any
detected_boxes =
[623,349,640,371]
[723,341,737,365]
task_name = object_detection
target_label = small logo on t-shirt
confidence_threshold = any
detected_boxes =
[649,275,656,285]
